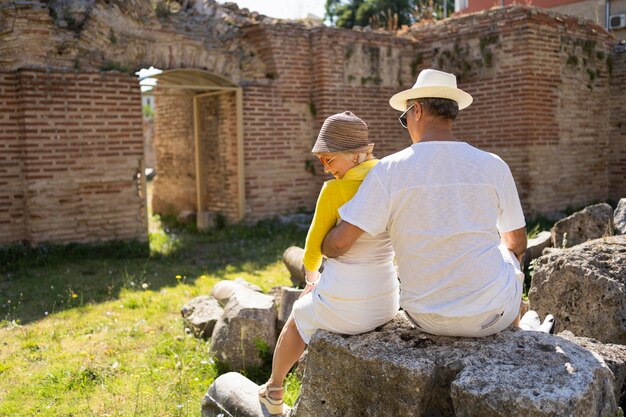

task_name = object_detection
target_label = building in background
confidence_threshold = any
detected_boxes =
[455,0,626,40]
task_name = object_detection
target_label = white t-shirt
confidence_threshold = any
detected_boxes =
[338,141,526,317]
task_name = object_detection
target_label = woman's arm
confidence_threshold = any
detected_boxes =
[303,182,341,274]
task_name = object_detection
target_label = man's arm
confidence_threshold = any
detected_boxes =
[501,226,527,264]
[321,221,365,258]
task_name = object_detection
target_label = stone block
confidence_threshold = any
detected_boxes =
[559,330,626,409]
[529,236,626,344]
[291,312,619,417]
[551,203,614,248]
[201,372,290,417]
[282,246,306,288]
[277,287,303,330]
[181,295,223,339]
[210,290,277,371]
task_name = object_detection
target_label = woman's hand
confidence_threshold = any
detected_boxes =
[299,283,315,299]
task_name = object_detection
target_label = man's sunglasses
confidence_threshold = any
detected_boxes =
[398,104,415,129]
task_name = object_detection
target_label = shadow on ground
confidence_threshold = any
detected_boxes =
[0,219,306,325]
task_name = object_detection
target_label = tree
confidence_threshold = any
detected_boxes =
[325,0,456,30]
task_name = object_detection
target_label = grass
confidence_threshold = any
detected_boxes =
[0,215,307,416]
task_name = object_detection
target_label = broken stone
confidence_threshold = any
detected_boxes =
[210,289,277,371]
[559,330,626,409]
[211,279,261,306]
[277,287,303,330]
[551,203,614,248]
[282,246,306,288]
[202,372,290,417]
[291,312,619,417]
[180,295,223,339]
[529,236,626,344]
[615,198,626,235]
[525,230,552,270]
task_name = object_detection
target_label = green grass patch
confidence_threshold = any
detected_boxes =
[0,216,306,416]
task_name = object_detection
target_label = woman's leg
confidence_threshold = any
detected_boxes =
[264,314,306,399]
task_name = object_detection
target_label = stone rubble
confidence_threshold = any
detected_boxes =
[180,295,223,339]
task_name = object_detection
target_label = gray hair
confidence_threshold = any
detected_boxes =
[408,98,459,121]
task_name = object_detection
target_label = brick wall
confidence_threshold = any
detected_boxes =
[0,69,147,245]
[0,72,25,243]
[241,24,319,219]
[609,48,626,200]
[402,7,614,215]
[151,7,620,223]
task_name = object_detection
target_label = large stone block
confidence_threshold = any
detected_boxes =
[282,246,306,288]
[559,330,626,409]
[210,290,277,371]
[277,287,303,330]
[615,199,626,235]
[201,372,288,417]
[181,296,223,339]
[551,203,614,248]
[291,312,619,417]
[529,236,626,344]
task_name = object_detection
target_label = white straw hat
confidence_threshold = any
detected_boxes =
[389,69,473,112]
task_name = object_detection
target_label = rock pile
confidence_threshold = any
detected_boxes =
[181,278,302,372]
[199,202,626,416]
[203,312,621,417]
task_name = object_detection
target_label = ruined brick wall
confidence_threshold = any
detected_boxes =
[1,2,623,244]
[404,7,613,216]
[0,69,146,245]
[241,24,318,219]
[609,49,626,200]
[0,72,25,243]
[153,7,619,223]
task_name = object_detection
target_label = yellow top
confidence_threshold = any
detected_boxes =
[303,159,379,272]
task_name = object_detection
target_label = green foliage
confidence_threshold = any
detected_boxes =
[326,0,454,29]
[100,60,131,74]
[143,103,155,119]
[155,1,172,18]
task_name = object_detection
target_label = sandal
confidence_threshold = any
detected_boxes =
[258,383,285,415]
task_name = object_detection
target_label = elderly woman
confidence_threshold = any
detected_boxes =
[259,111,399,415]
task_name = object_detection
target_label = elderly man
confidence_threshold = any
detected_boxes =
[322,69,528,337]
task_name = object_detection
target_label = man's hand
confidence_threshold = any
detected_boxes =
[321,221,364,258]
[501,227,527,264]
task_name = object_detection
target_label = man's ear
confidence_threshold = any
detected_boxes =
[413,102,422,123]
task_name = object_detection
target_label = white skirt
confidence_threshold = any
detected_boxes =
[292,259,400,344]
